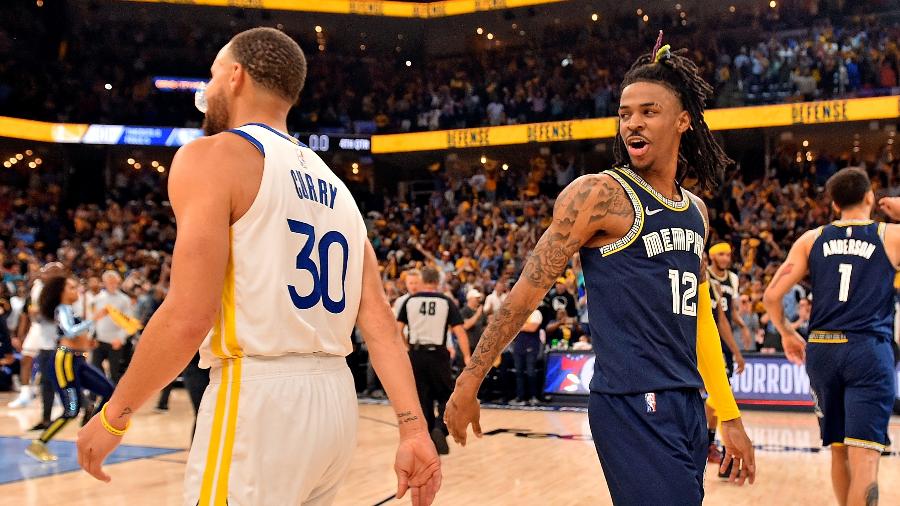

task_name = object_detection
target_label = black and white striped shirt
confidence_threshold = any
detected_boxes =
[397,292,463,346]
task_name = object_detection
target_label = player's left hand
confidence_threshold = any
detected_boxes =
[720,417,756,486]
[781,330,806,365]
[734,353,746,374]
[76,413,123,482]
[394,431,442,506]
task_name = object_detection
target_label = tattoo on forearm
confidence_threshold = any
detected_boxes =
[464,305,533,379]
[118,407,133,419]
[521,233,581,287]
[397,411,419,425]
[865,483,878,506]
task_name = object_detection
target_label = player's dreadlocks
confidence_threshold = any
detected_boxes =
[613,32,732,191]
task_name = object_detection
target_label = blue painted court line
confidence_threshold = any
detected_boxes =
[0,436,181,485]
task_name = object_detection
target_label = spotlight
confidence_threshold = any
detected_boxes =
[315,25,323,33]
[502,163,509,170]
[152,161,159,168]
[480,155,487,164]
[134,163,142,169]
[127,158,135,165]
[25,150,33,156]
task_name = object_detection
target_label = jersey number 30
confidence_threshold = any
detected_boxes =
[287,219,349,314]
[668,269,697,316]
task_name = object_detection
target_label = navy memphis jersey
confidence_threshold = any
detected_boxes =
[709,269,739,323]
[808,221,896,342]
[580,167,707,395]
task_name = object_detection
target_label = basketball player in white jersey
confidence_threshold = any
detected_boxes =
[76,28,441,506]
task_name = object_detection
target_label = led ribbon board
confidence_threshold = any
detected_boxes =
[123,0,567,18]
[371,95,900,153]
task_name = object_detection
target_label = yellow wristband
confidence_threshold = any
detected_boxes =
[99,403,130,437]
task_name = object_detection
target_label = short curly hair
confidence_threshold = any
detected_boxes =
[229,27,307,104]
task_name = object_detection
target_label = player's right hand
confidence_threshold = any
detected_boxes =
[445,377,482,446]
[720,417,756,486]
[394,431,442,506]
[781,330,806,365]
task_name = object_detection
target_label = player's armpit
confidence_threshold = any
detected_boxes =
[696,281,741,421]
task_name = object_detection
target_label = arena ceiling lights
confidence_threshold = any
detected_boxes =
[123,0,566,18]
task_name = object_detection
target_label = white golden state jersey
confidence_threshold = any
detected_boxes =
[198,123,367,367]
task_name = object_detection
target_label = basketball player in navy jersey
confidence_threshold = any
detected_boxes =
[765,167,897,506]
[446,36,756,504]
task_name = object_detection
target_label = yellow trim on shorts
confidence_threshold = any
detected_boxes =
[214,358,242,502]
[844,437,886,452]
[808,330,848,343]
[200,360,231,505]
[54,350,66,387]
[64,352,75,382]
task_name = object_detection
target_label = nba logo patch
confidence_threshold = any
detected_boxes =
[644,393,657,413]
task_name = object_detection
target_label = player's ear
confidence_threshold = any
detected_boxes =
[675,110,691,134]
[831,201,841,215]
[229,62,244,93]
[865,190,875,207]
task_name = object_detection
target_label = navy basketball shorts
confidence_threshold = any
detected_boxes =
[806,338,896,452]
[589,388,707,505]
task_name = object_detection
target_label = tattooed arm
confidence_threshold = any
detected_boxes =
[462,174,628,380]
[445,174,631,445]
[763,230,815,365]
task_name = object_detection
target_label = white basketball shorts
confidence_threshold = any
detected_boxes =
[184,354,358,506]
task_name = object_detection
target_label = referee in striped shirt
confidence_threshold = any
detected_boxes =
[397,266,471,455]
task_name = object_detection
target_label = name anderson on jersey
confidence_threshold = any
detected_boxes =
[290,169,339,209]
[642,227,705,258]
[821,238,876,259]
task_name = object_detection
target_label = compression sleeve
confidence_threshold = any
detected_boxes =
[696,281,741,421]
[56,305,95,338]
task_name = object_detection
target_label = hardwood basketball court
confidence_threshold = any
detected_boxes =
[2,389,898,505]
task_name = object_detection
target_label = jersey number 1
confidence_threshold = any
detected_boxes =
[287,219,349,314]
[837,263,852,302]
[668,269,697,316]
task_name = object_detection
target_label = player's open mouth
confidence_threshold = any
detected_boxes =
[626,137,650,157]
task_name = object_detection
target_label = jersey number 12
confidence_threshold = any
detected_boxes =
[668,269,697,316]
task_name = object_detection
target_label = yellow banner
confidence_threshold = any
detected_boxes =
[0,116,87,143]
[124,0,566,17]
[372,96,900,153]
